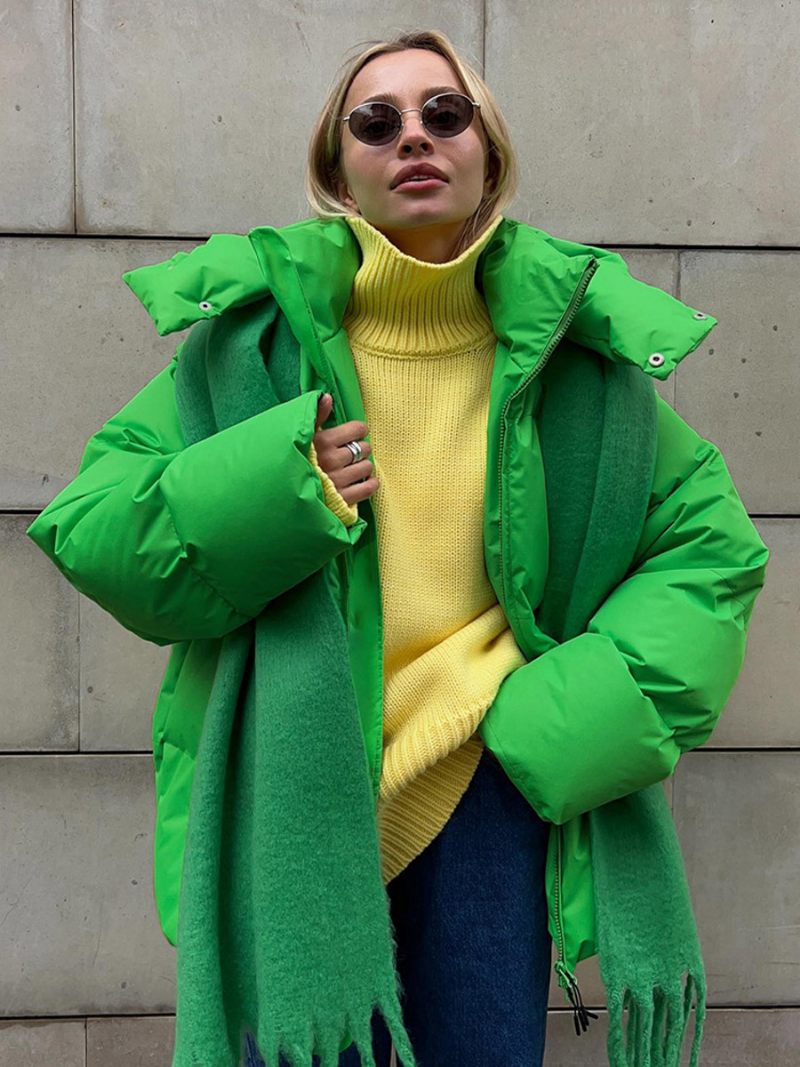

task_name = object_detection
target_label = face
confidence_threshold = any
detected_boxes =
[335,49,493,261]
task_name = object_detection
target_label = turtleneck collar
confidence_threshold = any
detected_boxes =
[342,213,503,358]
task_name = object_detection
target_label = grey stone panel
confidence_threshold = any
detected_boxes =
[0,755,176,1015]
[708,519,797,749]
[86,1014,175,1065]
[0,238,199,512]
[74,3,482,235]
[673,752,800,1004]
[486,1,800,245]
[0,516,79,751]
[80,596,170,753]
[676,251,800,514]
[0,1,73,232]
[0,1019,85,1066]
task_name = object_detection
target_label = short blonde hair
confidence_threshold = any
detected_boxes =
[304,29,519,257]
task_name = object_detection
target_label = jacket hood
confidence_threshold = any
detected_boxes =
[122,215,717,381]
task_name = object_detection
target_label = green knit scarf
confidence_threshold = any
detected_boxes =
[168,295,706,1067]
[536,346,707,1067]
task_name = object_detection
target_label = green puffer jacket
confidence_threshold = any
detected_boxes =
[26,215,770,1009]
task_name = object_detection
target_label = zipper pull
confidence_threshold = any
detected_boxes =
[554,960,599,1036]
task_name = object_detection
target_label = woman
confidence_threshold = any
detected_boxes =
[26,29,770,1067]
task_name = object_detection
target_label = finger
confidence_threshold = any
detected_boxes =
[315,392,334,431]
[315,434,372,470]
[329,439,372,472]
[331,457,376,491]
[321,419,370,446]
[314,439,373,475]
[339,475,380,506]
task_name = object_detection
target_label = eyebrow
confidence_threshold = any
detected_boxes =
[355,85,463,108]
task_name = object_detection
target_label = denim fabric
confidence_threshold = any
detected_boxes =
[244,744,552,1067]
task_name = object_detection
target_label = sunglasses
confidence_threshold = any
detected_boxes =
[340,92,481,146]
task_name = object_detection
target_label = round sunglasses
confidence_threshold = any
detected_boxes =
[340,92,481,146]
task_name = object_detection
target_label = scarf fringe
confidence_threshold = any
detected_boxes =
[246,991,417,1067]
[604,967,707,1067]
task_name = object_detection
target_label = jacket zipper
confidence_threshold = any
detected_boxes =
[495,256,599,623]
[553,828,599,1034]
[495,256,599,1036]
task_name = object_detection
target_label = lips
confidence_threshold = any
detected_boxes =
[391,163,448,189]
[394,176,447,190]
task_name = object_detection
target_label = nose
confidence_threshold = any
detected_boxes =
[397,109,432,152]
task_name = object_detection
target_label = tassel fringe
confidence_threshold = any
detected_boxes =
[605,966,707,1067]
[244,992,417,1067]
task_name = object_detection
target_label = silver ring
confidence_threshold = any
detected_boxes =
[344,440,363,465]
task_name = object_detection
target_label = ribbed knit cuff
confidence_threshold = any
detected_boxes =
[308,440,360,527]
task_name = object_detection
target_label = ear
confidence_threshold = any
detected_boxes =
[335,175,358,213]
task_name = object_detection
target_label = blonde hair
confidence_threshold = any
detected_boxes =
[304,29,519,258]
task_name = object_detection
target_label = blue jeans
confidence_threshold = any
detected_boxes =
[244,745,552,1066]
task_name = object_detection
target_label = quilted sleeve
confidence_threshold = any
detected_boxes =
[480,393,770,824]
[25,348,367,646]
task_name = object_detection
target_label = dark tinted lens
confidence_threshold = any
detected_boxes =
[422,94,473,137]
[349,102,401,145]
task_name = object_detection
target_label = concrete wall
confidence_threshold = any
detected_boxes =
[2,1,798,1063]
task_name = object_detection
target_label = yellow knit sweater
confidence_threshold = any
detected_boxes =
[309,212,527,882]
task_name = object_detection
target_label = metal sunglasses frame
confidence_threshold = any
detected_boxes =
[339,92,481,144]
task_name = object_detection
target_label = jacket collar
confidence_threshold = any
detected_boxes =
[123,215,717,384]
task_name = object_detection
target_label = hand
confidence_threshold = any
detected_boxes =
[314,394,380,505]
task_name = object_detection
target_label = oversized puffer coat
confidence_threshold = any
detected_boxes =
[26,215,770,1011]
